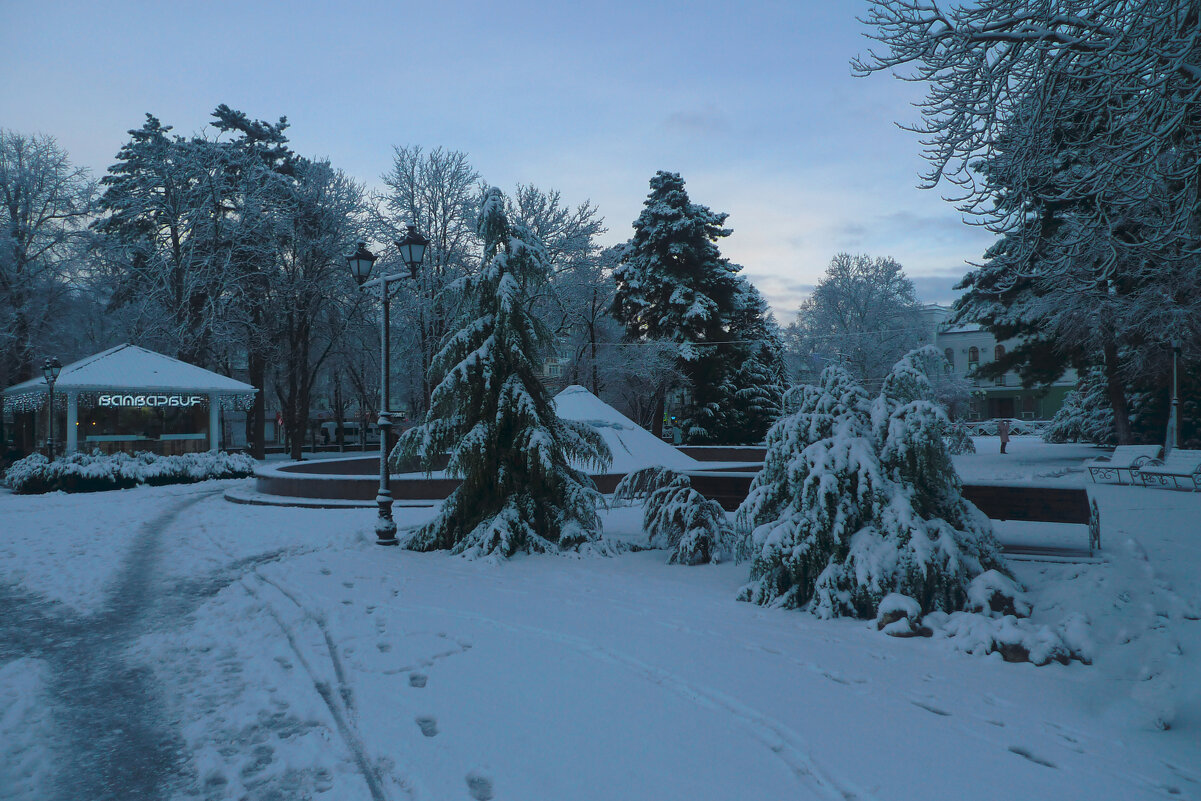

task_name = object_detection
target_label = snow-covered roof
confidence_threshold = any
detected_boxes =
[2,344,257,398]
[552,385,701,474]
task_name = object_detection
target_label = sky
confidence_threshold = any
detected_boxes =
[1,0,995,322]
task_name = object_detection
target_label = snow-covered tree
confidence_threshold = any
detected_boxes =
[855,1,1201,284]
[1044,368,1117,446]
[393,188,612,558]
[785,253,925,388]
[614,466,735,565]
[727,280,787,443]
[612,171,743,442]
[737,349,1004,618]
[1,130,96,389]
[372,146,483,417]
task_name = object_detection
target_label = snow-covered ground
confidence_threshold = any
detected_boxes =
[1,440,1199,800]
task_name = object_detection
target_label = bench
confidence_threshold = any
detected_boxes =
[958,484,1101,555]
[1086,445,1161,485]
[1137,449,1201,491]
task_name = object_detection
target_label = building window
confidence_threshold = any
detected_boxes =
[994,344,1006,361]
[994,375,1005,386]
[1022,394,1036,419]
[967,346,979,367]
[943,348,954,371]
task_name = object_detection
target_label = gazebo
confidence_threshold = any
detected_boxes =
[2,344,257,456]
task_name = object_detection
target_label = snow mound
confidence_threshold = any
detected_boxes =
[553,386,701,474]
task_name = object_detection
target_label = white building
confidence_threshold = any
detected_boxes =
[922,305,1076,421]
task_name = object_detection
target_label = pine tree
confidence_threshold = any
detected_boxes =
[728,280,787,443]
[737,348,1005,618]
[394,188,612,558]
[612,171,743,443]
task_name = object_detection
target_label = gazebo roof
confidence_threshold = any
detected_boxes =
[2,344,256,406]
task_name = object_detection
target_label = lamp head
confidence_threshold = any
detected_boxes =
[395,225,430,280]
[346,242,377,286]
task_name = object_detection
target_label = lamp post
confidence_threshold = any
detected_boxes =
[42,357,62,461]
[347,227,429,546]
[1165,339,1182,457]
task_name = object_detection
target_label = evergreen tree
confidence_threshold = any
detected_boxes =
[727,280,787,443]
[737,347,1004,618]
[612,171,743,443]
[393,188,612,558]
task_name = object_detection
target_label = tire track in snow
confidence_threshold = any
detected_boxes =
[390,601,870,801]
[239,574,399,801]
[192,525,410,800]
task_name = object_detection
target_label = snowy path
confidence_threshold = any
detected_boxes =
[0,486,223,800]
[3,463,1200,800]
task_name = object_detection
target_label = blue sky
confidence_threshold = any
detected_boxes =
[1,0,994,321]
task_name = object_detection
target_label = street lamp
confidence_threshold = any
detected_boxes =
[346,231,428,546]
[1165,339,1182,457]
[42,357,62,461]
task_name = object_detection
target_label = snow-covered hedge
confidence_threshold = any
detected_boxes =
[737,346,1007,619]
[614,466,735,565]
[3,450,256,494]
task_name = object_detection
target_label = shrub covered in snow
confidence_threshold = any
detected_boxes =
[736,348,1006,619]
[943,420,976,455]
[614,467,735,565]
[393,188,611,559]
[3,450,256,494]
[1044,367,1116,445]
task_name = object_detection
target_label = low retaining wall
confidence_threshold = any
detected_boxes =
[255,456,635,502]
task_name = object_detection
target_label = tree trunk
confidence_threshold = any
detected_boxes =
[651,387,665,438]
[248,351,267,460]
[1103,340,1132,445]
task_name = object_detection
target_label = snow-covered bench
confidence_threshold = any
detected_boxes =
[1137,450,1201,491]
[1086,445,1162,485]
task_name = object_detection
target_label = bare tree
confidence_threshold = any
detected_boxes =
[0,130,95,389]
[786,253,925,387]
[854,0,1201,284]
[372,146,482,416]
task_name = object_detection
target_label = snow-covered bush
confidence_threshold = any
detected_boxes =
[393,188,611,559]
[736,350,1006,619]
[1044,367,1116,445]
[944,420,976,455]
[614,467,735,565]
[3,450,256,494]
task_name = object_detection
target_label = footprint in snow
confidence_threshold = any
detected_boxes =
[342,581,355,588]
[466,772,495,800]
[1008,746,1057,769]
[377,641,392,653]
[409,672,428,688]
[320,567,332,575]
[415,716,438,737]
[910,700,951,717]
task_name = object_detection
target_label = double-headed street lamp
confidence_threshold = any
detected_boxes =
[42,357,62,461]
[347,225,430,546]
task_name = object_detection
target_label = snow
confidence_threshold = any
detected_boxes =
[1,343,256,398]
[553,385,702,473]
[2,441,1200,800]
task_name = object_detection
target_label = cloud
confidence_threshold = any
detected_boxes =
[661,105,730,135]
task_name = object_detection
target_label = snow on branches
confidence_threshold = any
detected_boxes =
[736,347,1005,619]
[392,187,612,559]
[613,467,735,565]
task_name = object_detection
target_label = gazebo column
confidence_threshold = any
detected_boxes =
[66,392,78,454]
[209,394,220,452]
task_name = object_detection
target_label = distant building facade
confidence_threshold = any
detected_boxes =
[922,305,1075,421]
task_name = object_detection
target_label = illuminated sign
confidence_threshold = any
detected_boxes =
[97,394,205,408]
